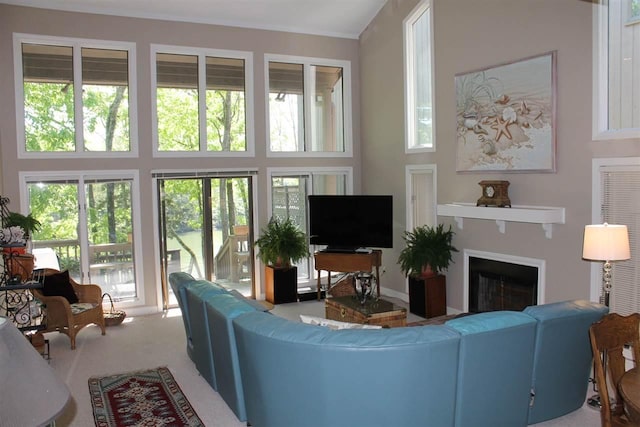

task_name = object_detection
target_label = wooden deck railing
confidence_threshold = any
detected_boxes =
[215,229,250,282]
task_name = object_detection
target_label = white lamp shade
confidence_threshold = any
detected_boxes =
[582,223,631,261]
[0,317,70,426]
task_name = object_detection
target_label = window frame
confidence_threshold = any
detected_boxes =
[264,54,353,158]
[592,0,640,140]
[19,169,145,308]
[13,33,138,159]
[265,166,353,282]
[403,0,436,153]
[590,157,640,314]
[405,164,438,231]
[150,44,255,158]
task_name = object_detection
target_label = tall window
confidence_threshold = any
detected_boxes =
[266,55,351,155]
[15,35,136,157]
[593,159,640,315]
[152,45,253,156]
[404,0,434,152]
[594,0,640,139]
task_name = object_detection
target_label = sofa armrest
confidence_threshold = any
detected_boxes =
[32,290,74,330]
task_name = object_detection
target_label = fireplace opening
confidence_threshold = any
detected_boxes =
[469,256,538,313]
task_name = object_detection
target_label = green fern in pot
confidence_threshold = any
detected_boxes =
[397,224,458,278]
[254,216,309,268]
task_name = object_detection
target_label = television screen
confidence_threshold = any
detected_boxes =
[308,195,393,251]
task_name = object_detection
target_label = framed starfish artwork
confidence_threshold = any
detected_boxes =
[455,51,557,173]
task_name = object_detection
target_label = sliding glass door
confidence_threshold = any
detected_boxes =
[156,173,254,308]
[25,172,141,302]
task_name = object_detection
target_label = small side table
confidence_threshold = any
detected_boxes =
[409,275,447,319]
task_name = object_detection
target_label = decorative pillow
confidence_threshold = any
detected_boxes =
[42,270,79,304]
[299,314,382,330]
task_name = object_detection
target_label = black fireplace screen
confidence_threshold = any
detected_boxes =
[469,257,538,313]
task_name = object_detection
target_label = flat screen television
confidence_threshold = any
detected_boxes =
[308,195,393,252]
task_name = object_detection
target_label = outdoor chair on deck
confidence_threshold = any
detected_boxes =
[32,268,105,349]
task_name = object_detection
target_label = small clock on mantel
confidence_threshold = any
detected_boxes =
[477,180,511,207]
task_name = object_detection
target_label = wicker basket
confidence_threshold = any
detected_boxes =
[102,293,126,326]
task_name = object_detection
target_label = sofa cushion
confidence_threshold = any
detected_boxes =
[205,294,259,421]
[184,282,229,390]
[168,272,196,360]
[446,311,537,427]
[42,270,79,304]
[523,300,608,424]
[233,311,461,427]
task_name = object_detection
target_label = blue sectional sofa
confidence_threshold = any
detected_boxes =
[169,273,607,427]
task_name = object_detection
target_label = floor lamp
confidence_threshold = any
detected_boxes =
[582,222,631,409]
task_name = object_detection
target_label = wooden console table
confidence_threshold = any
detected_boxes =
[314,250,382,300]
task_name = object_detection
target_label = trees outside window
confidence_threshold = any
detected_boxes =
[16,35,136,156]
[152,46,253,155]
[266,55,351,155]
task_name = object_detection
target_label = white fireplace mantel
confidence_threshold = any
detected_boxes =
[437,203,566,239]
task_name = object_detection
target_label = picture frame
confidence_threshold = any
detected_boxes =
[455,51,557,173]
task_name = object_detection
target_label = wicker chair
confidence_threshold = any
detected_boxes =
[32,268,106,349]
[589,312,640,427]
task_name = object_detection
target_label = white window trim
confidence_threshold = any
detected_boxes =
[265,166,353,217]
[264,54,353,158]
[150,168,260,310]
[592,1,640,140]
[403,0,436,153]
[590,156,640,302]
[150,44,255,158]
[14,33,139,159]
[405,164,438,230]
[18,169,145,309]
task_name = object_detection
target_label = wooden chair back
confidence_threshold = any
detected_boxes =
[589,312,640,427]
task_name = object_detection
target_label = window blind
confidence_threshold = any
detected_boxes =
[601,166,640,315]
[151,170,258,179]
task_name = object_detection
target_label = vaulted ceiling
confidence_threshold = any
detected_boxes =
[0,0,387,39]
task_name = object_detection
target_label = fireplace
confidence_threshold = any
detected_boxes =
[464,250,545,313]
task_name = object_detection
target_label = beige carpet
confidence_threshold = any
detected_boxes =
[44,298,600,426]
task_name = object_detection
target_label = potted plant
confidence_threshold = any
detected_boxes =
[398,224,458,319]
[398,223,458,278]
[4,211,41,241]
[1,211,41,282]
[255,216,309,304]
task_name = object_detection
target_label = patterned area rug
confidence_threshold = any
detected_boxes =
[88,366,204,427]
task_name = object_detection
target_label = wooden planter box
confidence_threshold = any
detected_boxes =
[265,266,298,304]
[409,274,447,319]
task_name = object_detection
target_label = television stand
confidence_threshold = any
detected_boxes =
[314,250,382,300]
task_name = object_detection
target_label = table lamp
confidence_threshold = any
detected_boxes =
[582,223,631,307]
[0,316,70,426]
